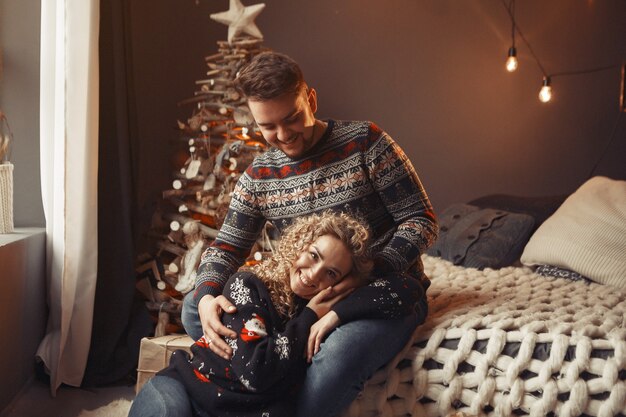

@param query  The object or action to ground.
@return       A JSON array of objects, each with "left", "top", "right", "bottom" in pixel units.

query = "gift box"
[{"left": 136, "top": 334, "right": 194, "bottom": 393}]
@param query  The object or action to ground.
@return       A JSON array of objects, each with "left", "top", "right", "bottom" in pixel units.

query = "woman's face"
[{"left": 289, "top": 234, "right": 353, "bottom": 299}]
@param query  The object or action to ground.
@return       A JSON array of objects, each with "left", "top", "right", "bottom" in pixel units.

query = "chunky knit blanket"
[{"left": 343, "top": 255, "right": 626, "bottom": 417}]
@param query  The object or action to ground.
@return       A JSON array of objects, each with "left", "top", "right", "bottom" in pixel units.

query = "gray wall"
[
  {"left": 130, "top": 0, "right": 626, "bottom": 217},
  {"left": 0, "top": 0, "right": 44, "bottom": 227}
]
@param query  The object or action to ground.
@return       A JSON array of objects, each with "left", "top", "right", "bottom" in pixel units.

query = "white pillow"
[{"left": 521, "top": 176, "right": 626, "bottom": 288}]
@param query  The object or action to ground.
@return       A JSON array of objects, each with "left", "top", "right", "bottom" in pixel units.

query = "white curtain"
[{"left": 36, "top": 0, "right": 100, "bottom": 395}]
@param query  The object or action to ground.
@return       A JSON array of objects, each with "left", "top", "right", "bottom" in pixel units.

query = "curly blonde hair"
[{"left": 243, "top": 211, "right": 373, "bottom": 318}]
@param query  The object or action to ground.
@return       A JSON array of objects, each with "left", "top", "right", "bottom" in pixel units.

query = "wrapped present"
[{"left": 136, "top": 334, "right": 194, "bottom": 393}]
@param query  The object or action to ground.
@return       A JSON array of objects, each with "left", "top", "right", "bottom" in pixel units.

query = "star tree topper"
[{"left": 210, "top": 0, "right": 266, "bottom": 44}]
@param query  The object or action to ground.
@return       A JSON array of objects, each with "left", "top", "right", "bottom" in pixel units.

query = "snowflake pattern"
[
  {"left": 224, "top": 336, "right": 238, "bottom": 356},
  {"left": 274, "top": 335, "right": 290, "bottom": 360},
  {"left": 239, "top": 375, "right": 256, "bottom": 392},
  {"left": 229, "top": 277, "right": 252, "bottom": 305},
  {"left": 197, "top": 121, "right": 437, "bottom": 324}
]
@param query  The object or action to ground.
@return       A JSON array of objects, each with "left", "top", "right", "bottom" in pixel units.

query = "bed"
[{"left": 342, "top": 176, "right": 626, "bottom": 417}]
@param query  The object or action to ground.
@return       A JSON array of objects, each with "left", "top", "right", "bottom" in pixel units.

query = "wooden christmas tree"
[{"left": 137, "top": 1, "right": 270, "bottom": 336}]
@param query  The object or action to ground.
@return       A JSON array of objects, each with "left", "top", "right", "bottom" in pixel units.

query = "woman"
[{"left": 129, "top": 211, "right": 374, "bottom": 417}]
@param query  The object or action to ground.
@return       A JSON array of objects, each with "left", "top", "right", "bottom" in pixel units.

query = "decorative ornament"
[{"left": 210, "top": 0, "right": 265, "bottom": 44}]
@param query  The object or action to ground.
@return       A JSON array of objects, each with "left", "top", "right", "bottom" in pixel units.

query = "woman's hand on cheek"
[
  {"left": 305, "top": 282, "right": 353, "bottom": 363},
  {"left": 330, "top": 273, "right": 365, "bottom": 294},
  {"left": 306, "top": 285, "right": 353, "bottom": 318},
  {"left": 306, "top": 311, "right": 340, "bottom": 363}
]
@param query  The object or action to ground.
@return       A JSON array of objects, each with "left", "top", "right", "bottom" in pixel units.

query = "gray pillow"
[
  {"left": 467, "top": 193, "right": 566, "bottom": 233},
  {"left": 427, "top": 204, "right": 534, "bottom": 269}
]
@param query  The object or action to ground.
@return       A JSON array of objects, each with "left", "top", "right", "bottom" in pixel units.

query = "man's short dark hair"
[{"left": 234, "top": 51, "right": 307, "bottom": 100}]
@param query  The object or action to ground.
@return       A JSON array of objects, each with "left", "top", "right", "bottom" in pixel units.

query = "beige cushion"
[{"left": 521, "top": 176, "right": 626, "bottom": 288}]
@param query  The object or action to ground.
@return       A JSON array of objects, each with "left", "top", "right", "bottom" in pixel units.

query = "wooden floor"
[{"left": 0, "top": 378, "right": 135, "bottom": 417}]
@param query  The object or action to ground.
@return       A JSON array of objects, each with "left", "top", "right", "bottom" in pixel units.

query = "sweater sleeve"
[
  {"left": 192, "top": 171, "right": 266, "bottom": 303},
  {"left": 365, "top": 123, "right": 439, "bottom": 274},
  {"left": 332, "top": 271, "right": 428, "bottom": 324},
  {"left": 221, "top": 274, "right": 318, "bottom": 393},
  {"left": 331, "top": 123, "right": 436, "bottom": 323}
]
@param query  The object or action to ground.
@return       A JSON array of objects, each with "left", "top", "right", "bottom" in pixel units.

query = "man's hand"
[
  {"left": 198, "top": 294, "right": 237, "bottom": 360},
  {"left": 306, "top": 311, "right": 340, "bottom": 362}
]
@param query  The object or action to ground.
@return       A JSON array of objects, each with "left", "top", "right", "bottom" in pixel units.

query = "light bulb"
[
  {"left": 506, "top": 47, "right": 518, "bottom": 72},
  {"left": 538, "top": 77, "right": 552, "bottom": 103}
]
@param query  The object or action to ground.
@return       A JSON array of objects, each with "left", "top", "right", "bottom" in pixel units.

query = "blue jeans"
[
  {"left": 181, "top": 291, "right": 203, "bottom": 341},
  {"left": 181, "top": 292, "right": 420, "bottom": 417},
  {"left": 129, "top": 375, "right": 209, "bottom": 417}
]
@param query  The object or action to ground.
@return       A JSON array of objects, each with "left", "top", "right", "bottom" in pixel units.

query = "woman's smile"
[{"left": 298, "top": 271, "right": 315, "bottom": 288}]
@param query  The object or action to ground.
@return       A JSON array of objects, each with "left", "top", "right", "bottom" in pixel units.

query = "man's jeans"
[
  {"left": 182, "top": 292, "right": 420, "bottom": 417},
  {"left": 129, "top": 375, "right": 208, "bottom": 417},
  {"left": 181, "top": 291, "right": 204, "bottom": 341}
]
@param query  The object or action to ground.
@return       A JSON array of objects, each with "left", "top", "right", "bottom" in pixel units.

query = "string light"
[
  {"left": 501, "top": 0, "right": 618, "bottom": 104},
  {"left": 538, "top": 77, "right": 552, "bottom": 103},
  {"left": 505, "top": 0, "right": 518, "bottom": 72},
  {"left": 506, "top": 47, "right": 518, "bottom": 72}
]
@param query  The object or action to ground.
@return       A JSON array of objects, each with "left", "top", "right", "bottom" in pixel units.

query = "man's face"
[{"left": 248, "top": 89, "right": 319, "bottom": 159}]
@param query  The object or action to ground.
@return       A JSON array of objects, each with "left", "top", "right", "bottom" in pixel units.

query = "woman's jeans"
[{"left": 181, "top": 292, "right": 420, "bottom": 417}]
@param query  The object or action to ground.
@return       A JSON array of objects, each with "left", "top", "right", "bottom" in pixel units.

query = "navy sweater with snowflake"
[
  {"left": 160, "top": 271, "right": 423, "bottom": 417},
  {"left": 193, "top": 120, "right": 438, "bottom": 323}
]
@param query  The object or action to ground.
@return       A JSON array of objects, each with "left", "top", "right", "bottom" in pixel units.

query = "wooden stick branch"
[{"left": 164, "top": 212, "right": 219, "bottom": 239}]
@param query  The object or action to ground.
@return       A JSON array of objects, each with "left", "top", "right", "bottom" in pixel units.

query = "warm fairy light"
[
  {"left": 539, "top": 77, "right": 552, "bottom": 103},
  {"left": 506, "top": 47, "right": 518, "bottom": 72},
  {"left": 539, "top": 86, "right": 552, "bottom": 102},
  {"left": 242, "top": 126, "right": 250, "bottom": 139}
]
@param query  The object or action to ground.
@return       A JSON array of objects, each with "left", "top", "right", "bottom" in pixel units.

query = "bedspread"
[{"left": 342, "top": 255, "right": 626, "bottom": 417}]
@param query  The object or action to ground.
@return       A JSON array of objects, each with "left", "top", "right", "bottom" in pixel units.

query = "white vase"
[{"left": 0, "top": 162, "right": 14, "bottom": 233}]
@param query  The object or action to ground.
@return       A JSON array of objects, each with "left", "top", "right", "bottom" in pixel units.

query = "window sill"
[{"left": 0, "top": 227, "right": 46, "bottom": 247}]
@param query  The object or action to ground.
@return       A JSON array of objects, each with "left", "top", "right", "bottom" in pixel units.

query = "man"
[{"left": 182, "top": 51, "right": 438, "bottom": 417}]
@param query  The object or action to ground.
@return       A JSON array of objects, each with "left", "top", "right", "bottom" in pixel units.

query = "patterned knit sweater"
[
  {"left": 161, "top": 270, "right": 425, "bottom": 417},
  {"left": 193, "top": 120, "right": 438, "bottom": 322}
]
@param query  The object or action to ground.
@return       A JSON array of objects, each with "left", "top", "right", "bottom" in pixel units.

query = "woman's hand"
[
  {"left": 306, "top": 311, "right": 340, "bottom": 362},
  {"left": 305, "top": 286, "right": 353, "bottom": 362},
  {"left": 328, "top": 273, "right": 366, "bottom": 293},
  {"left": 306, "top": 286, "right": 352, "bottom": 319},
  {"left": 198, "top": 294, "right": 237, "bottom": 360}
]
